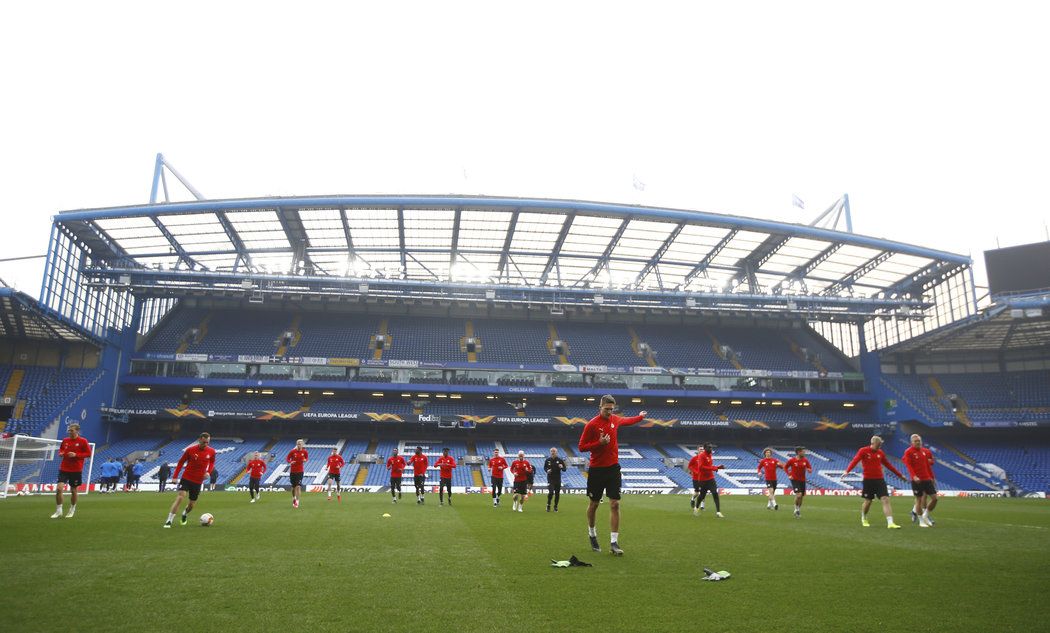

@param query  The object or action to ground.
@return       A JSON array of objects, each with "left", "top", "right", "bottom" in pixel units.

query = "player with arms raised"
[
  {"left": 842, "top": 435, "right": 906, "bottom": 529},
  {"left": 164, "top": 432, "right": 215, "bottom": 528},
  {"left": 577, "top": 395, "right": 646, "bottom": 556}
]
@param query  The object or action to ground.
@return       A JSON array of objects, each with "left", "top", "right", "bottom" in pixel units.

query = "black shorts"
[
  {"left": 289, "top": 472, "right": 304, "bottom": 487},
  {"left": 178, "top": 478, "right": 202, "bottom": 501},
  {"left": 790, "top": 479, "right": 807, "bottom": 494},
  {"left": 249, "top": 477, "right": 261, "bottom": 488},
  {"left": 766, "top": 479, "right": 779, "bottom": 489},
  {"left": 209, "top": 472, "right": 217, "bottom": 484},
  {"left": 911, "top": 479, "right": 937, "bottom": 496},
  {"left": 327, "top": 472, "right": 341, "bottom": 483},
  {"left": 587, "top": 464, "right": 621, "bottom": 502},
  {"left": 693, "top": 480, "right": 703, "bottom": 493},
  {"left": 548, "top": 479, "right": 561, "bottom": 491},
  {"left": 526, "top": 473, "right": 535, "bottom": 485},
  {"left": 862, "top": 478, "right": 889, "bottom": 500},
  {"left": 414, "top": 475, "right": 425, "bottom": 488},
  {"left": 440, "top": 477, "right": 452, "bottom": 488},
  {"left": 390, "top": 476, "right": 403, "bottom": 487},
  {"left": 513, "top": 480, "right": 528, "bottom": 495},
  {"left": 57, "top": 471, "right": 82, "bottom": 488},
  {"left": 491, "top": 476, "right": 504, "bottom": 488},
  {"left": 696, "top": 479, "right": 718, "bottom": 495}
]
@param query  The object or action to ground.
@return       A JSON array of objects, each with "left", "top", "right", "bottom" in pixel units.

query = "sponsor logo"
[
  {"left": 734, "top": 420, "right": 770, "bottom": 429},
  {"left": 363, "top": 413, "right": 404, "bottom": 422},
  {"left": 679, "top": 420, "right": 731, "bottom": 427},
  {"left": 256, "top": 410, "right": 303, "bottom": 420},
  {"left": 553, "top": 417, "right": 589, "bottom": 426},
  {"left": 457, "top": 415, "right": 496, "bottom": 424},
  {"left": 165, "top": 408, "right": 206, "bottom": 419}
]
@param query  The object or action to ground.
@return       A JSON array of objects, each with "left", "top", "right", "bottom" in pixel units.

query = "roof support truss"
[
  {"left": 682, "top": 228, "right": 739, "bottom": 287},
  {"left": 823, "top": 250, "right": 893, "bottom": 296},
  {"left": 634, "top": 222, "right": 684, "bottom": 289},
  {"left": 538, "top": 213, "right": 575, "bottom": 286}
]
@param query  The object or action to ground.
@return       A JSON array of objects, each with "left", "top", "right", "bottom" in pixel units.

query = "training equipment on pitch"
[
  {"left": 199, "top": 513, "right": 214, "bottom": 526},
  {"left": 702, "top": 567, "right": 731, "bottom": 581},
  {"left": 0, "top": 435, "right": 96, "bottom": 499}
]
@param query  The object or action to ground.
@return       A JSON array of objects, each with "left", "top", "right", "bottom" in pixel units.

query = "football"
[{"left": 199, "top": 513, "right": 214, "bottom": 526}]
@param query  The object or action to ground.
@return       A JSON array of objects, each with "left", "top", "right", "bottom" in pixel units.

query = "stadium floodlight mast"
[{"left": 0, "top": 435, "right": 96, "bottom": 499}]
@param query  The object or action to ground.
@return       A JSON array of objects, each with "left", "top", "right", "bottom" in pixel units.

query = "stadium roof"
[
  {"left": 0, "top": 288, "right": 100, "bottom": 344},
  {"left": 53, "top": 195, "right": 972, "bottom": 320}
]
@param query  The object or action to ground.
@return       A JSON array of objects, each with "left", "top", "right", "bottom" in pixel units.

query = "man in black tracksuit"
[{"left": 544, "top": 447, "right": 567, "bottom": 512}]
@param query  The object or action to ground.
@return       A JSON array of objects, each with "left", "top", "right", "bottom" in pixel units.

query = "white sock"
[
  {"left": 68, "top": 505, "right": 75, "bottom": 512},
  {"left": 610, "top": 532, "right": 619, "bottom": 543},
  {"left": 166, "top": 513, "right": 175, "bottom": 522},
  {"left": 861, "top": 511, "right": 867, "bottom": 520},
  {"left": 887, "top": 516, "right": 894, "bottom": 525},
  {"left": 588, "top": 526, "right": 597, "bottom": 537},
  {"left": 56, "top": 505, "right": 62, "bottom": 513},
  {"left": 923, "top": 510, "right": 930, "bottom": 518}
]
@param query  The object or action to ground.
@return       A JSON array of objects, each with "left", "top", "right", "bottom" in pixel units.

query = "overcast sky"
[{"left": 2, "top": 1, "right": 1047, "bottom": 301}]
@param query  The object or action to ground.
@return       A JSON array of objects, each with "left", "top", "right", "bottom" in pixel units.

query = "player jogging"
[
  {"left": 246, "top": 452, "right": 267, "bottom": 503},
  {"left": 52, "top": 423, "right": 91, "bottom": 519},
  {"left": 409, "top": 446, "right": 429, "bottom": 504},
  {"left": 757, "top": 448, "right": 782, "bottom": 510},
  {"left": 902, "top": 434, "right": 937, "bottom": 527},
  {"left": 510, "top": 450, "right": 533, "bottom": 513},
  {"left": 386, "top": 448, "right": 406, "bottom": 503},
  {"left": 842, "top": 435, "right": 906, "bottom": 529},
  {"left": 435, "top": 448, "right": 456, "bottom": 506},
  {"left": 286, "top": 439, "right": 309, "bottom": 509},
  {"left": 783, "top": 446, "right": 813, "bottom": 518},
  {"left": 689, "top": 443, "right": 725, "bottom": 518},
  {"left": 488, "top": 449, "right": 508, "bottom": 508},
  {"left": 544, "top": 447, "right": 567, "bottom": 512},
  {"left": 164, "top": 432, "right": 216, "bottom": 528},
  {"left": 577, "top": 395, "right": 647, "bottom": 556},
  {"left": 325, "top": 447, "right": 345, "bottom": 502}
]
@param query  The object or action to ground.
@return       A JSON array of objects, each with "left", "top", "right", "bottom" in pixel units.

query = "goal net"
[{"left": 0, "top": 435, "right": 96, "bottom": 499}]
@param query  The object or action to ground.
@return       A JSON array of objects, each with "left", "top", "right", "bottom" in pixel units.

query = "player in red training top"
[
  {"left": 435, "top": 448, "right": 457, "bottom": 506},
  {"left": 902, "top": 434, "right": 937, "bottom": 527},
  {"left": 783, "top": 447, "right": 813, "bottom": 519},
  {"left": 510, "top": 450, "right": 534, "bottom": 513},
  {"left": 164, "top": 432, "right": 216, "bottom": 527},
  {"left": 325, "top": 447, "right": 345, "bottom": 502},
  {"left": 246, "top": 452, "right": 268, "bottom": 503},
  {"left": 577, "top": 395, "right": 647, "bottom": 556},
  {"left": 286, "top": 439, "right": 309, "bottom": 509},
  {"left": 409, "top": 446, "right": 429, "bottom": 505},
  {"left": 842, "top": 435, "right": 906, "bottom": 529},
  {"left": 487, "top": 449, "right": 509, "bottom": 508},
  {"left": 52, "top": 423, "right": 92, "bottom": 519},
  {"left": 689, "top": 443, "right": 725, "bottom": 518},
  {"left": 757, "top": 448, "right": 782, "bottom": 511},
  {"left": 386, "top": 448, "right": 406, "bottom": 503}
]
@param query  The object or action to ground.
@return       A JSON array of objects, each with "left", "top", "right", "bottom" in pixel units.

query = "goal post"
[{"left": 0, "top": 435, "right": 96, "bottom": 499}]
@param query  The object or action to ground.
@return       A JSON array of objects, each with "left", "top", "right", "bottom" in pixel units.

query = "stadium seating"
[
  {"left": 137, "top": 308, "right": 856, "bottom": 374},
  {"left": 950, "top": 439, "right": 1050, "bottom": 493},
  {"left": 6, "top": 367, "right": 103, "bottom": 436}
]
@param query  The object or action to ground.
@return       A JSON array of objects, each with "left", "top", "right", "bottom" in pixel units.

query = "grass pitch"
[{"left": 2, "top": 491, "right": 1048, "bottom": 632}]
